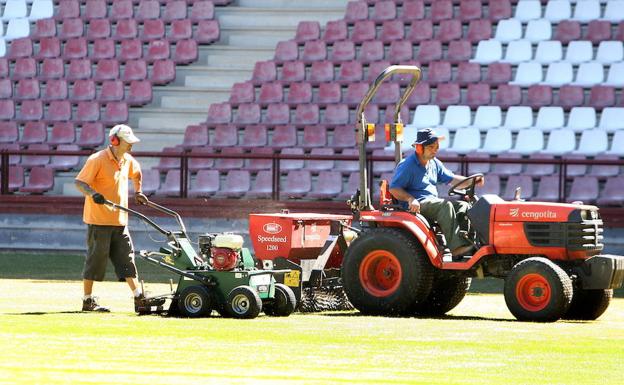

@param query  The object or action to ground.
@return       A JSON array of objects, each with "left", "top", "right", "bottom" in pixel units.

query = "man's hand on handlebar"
[
  {"left": 135, "top": 192, "right": 149, "bottom": 205},
  {"left": 475, "top": 175, "right": 485, "bottom": 187},
  {"left": 408, "top": 198, "right": 421, "bottom": 214},
  {"left": 91, "top": 192, "right": 106, "bottom": 205}
]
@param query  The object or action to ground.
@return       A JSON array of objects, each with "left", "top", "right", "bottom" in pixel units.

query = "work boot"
[
  {"left": 451, "top": 244, "right": 476, "bottom": 260},
  {"left": 82, "top": 296, "right": 110, "bottom": 312},
  {"left": 134, "top": 293, "right": 147, "bottom": 313}
]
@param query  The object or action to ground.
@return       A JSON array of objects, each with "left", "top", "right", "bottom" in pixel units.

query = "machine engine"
[{"left": 199, "top": 233, "right": 245, "bottom": 271}]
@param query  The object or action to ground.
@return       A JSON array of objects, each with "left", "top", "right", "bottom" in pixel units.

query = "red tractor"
[{"left": 342, "top": 66, "right": 624, "bottom": 322}]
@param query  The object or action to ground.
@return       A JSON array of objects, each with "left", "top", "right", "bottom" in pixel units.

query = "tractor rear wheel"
[
  {"left": 413, "top": 274, "right": 472, "bottom": 316},
  {"left": 226, "top": 285, "right": 262, "bottom": 319},
  {"left": 342, "top": 228, "right": 434, "bottom": 316},
  {"left": 177, "top": 285, "right": 212, "bottom": 318},
  {"left": 563, "top": 288, "right": 613, "bottom": 320},
  {"left": 264, "top": 283, "right": 297, "bottom": 317},
  {"left": 504, "top": 257, "right": 572, "bottom": 322}
]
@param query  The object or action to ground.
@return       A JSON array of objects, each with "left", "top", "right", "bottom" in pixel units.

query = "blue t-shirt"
[{"left": 389, "top": 153, "right": 454, "bottom": 203}]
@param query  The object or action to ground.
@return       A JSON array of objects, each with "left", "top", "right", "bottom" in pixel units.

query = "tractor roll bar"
[{"left": 355, "top": 65, "right": 422, "bottom": 211}]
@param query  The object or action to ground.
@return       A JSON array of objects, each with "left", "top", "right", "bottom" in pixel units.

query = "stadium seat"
[
  {"left": 307, "top": 148, "right": 335, "bottom": 172},
  {"left": 471, "top": 39, "right": 503, "bottom": 64},
  {"left": 484, "top": 62, "right": 512, "bottom": 85},
  {"left": 282, "top": 170, "right": 312, "bottom": 199},
  {"left": 573, "top": 1, "right": 601, "bottom": 22},
  {"left": 525, "top": 153, "right": 556, "bottom": 177},
  {"left": 588, "top": 86, "right": 616, "bottom": 109},
  {"left": 503, "top": 175, "right": 534, "bottom": 201},
  {"left": 156, "top": 170, "right": 182, "bottom": 197},
  {"left": 431, "top": 0, "right": 453, "bottom": 22},
  {"left": 479, "top": 128, "right": 512, "bottom": 154},
  {"left": 251, "top": 61, "right": 277, "bottom": 84},
  {"left": 40, "top": 58, "right": 64, "bottom": 80},
  {"left": 215, "top": 147, "right": 245, "bottom": 171},
  {"left": 449, "top": 127, "right": 480, "bottom": 154},
  {"left": 572, "top": 129, "right": 608, "bottom": 156},
  {"left": 466, "top": 19, "right": 492, "bottom": 42},
  {"left": 206, "top": 103, "right": 232, "bottom": 124},
  {"left": 407, "top": 20, "right": 434, "bottom": 42},
  {"left": 279, "top": 147, "right": 304, "bottom": 171},
  {"left": 110, "top": 0, "right": 133, "bottom": 20},
  {"left": 70, "top": 80, "right": 96, "bottom": 102},
  {"left": 603, "top": 0, "right": 624, "bottom": 23},
  {"left": 583, "top": 20, "right": 610, "bottom": 45},
  {"left": 596, "top": 41, "right": 624, "bottom": 65},
  {"left": 91, "top": 39, "right": 115, "bottom": 60},
  {"left": 294, "top": 104, "right": 319, "bottom": 125},
  {"left": 541, "top": 62, "right": 573, "bottom": 87},
  {"left": 188, "top": 146, "right": 215, "bottom": 172},
  {"left": 17, "top": 100, "right": 44, "bottom": 121},
  {"left": 331, "top": 126, "right": 357, "bottom": 148},
  {"left": 19, "top": 122, "right": 46, "bottom": 146},
  {"left": 455, "top": 62, "right": 482, "bottom": 85},
  {"left": 426, "top": 61, "right": 451, "bottom": 85},
  {"left": 307, "top": 171, "right": 342, "bottom": 200},
  {"left": 324, "top": 20, "right": 347, "bottom": 42},
  {"left": 415, "top": 40, "right": 442, "bottom": 63},
  {"left": 274, "top": 40, "right": 298, "bottom": 62},
  {"left": 97, "top": 80, "right": 124, "bottom": 102},
  {"left": 541, "top": 129, "right": 575, "bottom": 155},
  {"left": 309, "top": 61, "right": 334, "bottom": 84},
  {"left": 246, "top": 170, "right": 273, "bottom": 199},
  {"left": 15, "top": 79, "right": 40, "bottom": 101},
  {"left": 606, "top": 130, "right": 624, "bottom": 156},
  {"left": 544, "top": 0, "right": 571, "bottom": 23},
  {"left": 567, "top": 176, "right": 599, "bottom": 204},
  {"left": 465, "top": 83, "right": 492, "bottom": 109},
  {"left": 322, "top": 104, "right": 349, "bottom": 126},
  {"left": 380, "top": 20, "right": 405, "bottom": 42},
  {"left": 335, "top": 148, "right": 359, "bottom": 174},
  {"left": 564, "top": 40, "right": 593, "bottom": 65},
  {"left": 534, "top": 175, "right": 560, "bottom": 202},
  {"left": 514, "top": 0, "right": 542, "bottom": 22},
  {"left": 509, "top": 128, "right": 544, "bottom": 154},
  {"left": 555, "top": 85, "right": 584, "bottom": 110},
  {"left": 490, "top": 152, "right": 523, "bottom": 176},
  {"left": 84, "top": 0, "right": 107, "bottom": 19},
  {"left": 163, "top": 0, "right": 187, "bottom": 22},
  {"left": 472, "top": 106, "right": 502, "bottom": 131},
  {"left": 257, "top": 83, "right": 283, "bottom": 105},
  {"left": 48, "top": 122, "right": 75, "bottom": 146},
  {"left": 276, "top": 62, "right": 304, "bottom": 83},
  {"left": 271, "top": 125, "right": 297, "bottom": 148},
  {"left": 446, "top": 40, "right": 472, "bottom": 63},
  {"left": 19, "top": 166, "right": 54, "bottom": 194},
  {"left": 122, "top": 60, "right": 148, "bottom": 82},
  {"left": 101, "top": 102, "right": 128, "bottom": 124},
  {"left": 29, "top": 0, "right": 54, "bottom": 21},
  {"left": 216, "top": 170, "right": 251, "bottom": 198},
  {"left": 194, "top": 19, "right": 220, "bottom": 44},
  {"left": 127, "top": 80, "right": 152, "bottom": 106},
  {"left": 0, "top": 100, "right": 15, "bottom": 120},
  {"left": 181, "top": 125, "right": 210, "bottom": 150},
  {"left": 554, "top": 20, "right": 581, "bottom": 43},
  {"left": 434, "top": 83, "right": 461, "bottom": 108},
  {"left": 190, "top": 1, "right": 215, "bottom": 22},
  {"left": 301, "top": 41, "right": 327, "bottom": 62},
  {"left": 188, "top": 169, "right": 220, "bottom": 197},
  {"left": 410, "top": 104, "right": 440, "bottom": 129},
  {"left": 48, "top": 144, "right": 79, "bottom": 171},
  {"left": 336, "top": 61, "right": 363, "bottom": 84},
  {"left": 136, "top": 0, "right": 160, "bottom": 20},
  {"left": 571, "top": 62, "right": 604, "bottom": 87},
  {"left": 351, "top": 21, "right": 378, "bottom": 43},
  {"left": 330, "top": 41, "right": 356, "bottom": 62},
  {"left": 5, "top": 165, "right": 24, "bottom": 192},
  {"left": 524, "top": 18, "right": 553, "bottom": 43},
  {"left": 240, "top": 125, "right": 268, "bottom": 149},
  {"left": 598, "top": 107, "right": 624, "bottom": 132},
  {"left": 502, "top": 39, "right": 532, "bottom": 64},
  {"left": 605, "top": 62, "right": 624, "bottom": 87},
  {"left": 76, "top": 123, "right": 104, "bottom": 149},
  {"left": 489, "top": 0, "right": 512, "bottom": 21},
  {"left": 466, "top": 152, "right": 491, "bottom": 175},
  {"left": 565, "top": 107, "right": 596, "bottom": 132},
  {"left": 564, "top": 153, "right": 589, "bottom": 178},
  {"left": 21, "top": 143, "right": 50, "bottom": 169},
  {"left": 0, "top": 122, "right": 18, "bottom": 144},
  {"left": 173, "top": 40, "right": 198, "bottom": 64},
  {"left": 510, "top": 62, "right": 542, "bottom": 86},
  {"left": 264, "top": 104, "right": 290, "bottom": 125},
  {"left": 494, "top": 84, "right": 522, "bottom": 109},
  {"left": 535, "top": 40, "right": 562, "bottom": 64},
  {"left": 359, "top": 41, "right": 384, "bottom": 63},
  {"left": 526, "top": 85, "right": 553, "bottom": 109},
  {"left": 113, "top": 19, "right": 138, "bottom": 39},
  {"left": 436, "top": 19, "right": 462, "bottom": 42},
  {"left": 597, "top": 176, "right": 624, "bottom": 206},
  {"left": 534, "top": 106, "right": 564, "bottom": 132},
  {"left": 496, "top": 19, "right": 523, "bottom": 43}
]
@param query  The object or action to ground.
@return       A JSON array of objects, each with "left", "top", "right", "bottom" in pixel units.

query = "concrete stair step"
[
  {"left": 216, "top": 7, "right": 346, "bottom": 28},
  {"left": 177, "top": 67, "right": 251, "bottom": 88},
  {"left": 156, "top": 87, "right": 230, "bottom": 109},
  {"left": 237, "top": 0, "right": 349, "bottom": 8},
  {"left": 220, "top": 26, "right": 296, "bottom": 47},
  {"left": 199, "top": 45, "right": 275, "bottom": 66}
]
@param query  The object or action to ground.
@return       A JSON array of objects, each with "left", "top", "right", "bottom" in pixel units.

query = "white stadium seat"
[
  {"left": 565, "top": 107, "right": 597, "bottom": 132},
  {"left": 605, "top": 62, "right": 624, "bottom": 87},
  {"left": 442, "top": 105, "right": 472, "bottom": 130},
  {"left": 510, "top": 128, "right": 545, "bottom": 154},
  {"left": 510, "top": 61, "right": 543, "bottom": 86},
  {"left": 3, "top": 18, "right": 29, "bottom": 41},
  {"left": 564, "top": 40, "right": 594, "bottom": 64},
  {"left": 478, "top": 128, "right": 512, "bottom": 154},
  {"left": 541, "top": 129, "right": 576, "bottom": 155},
  {"left": 449, "top": 127, "right": 481, "bottom": 154},
  {"left": 598, "top": 107, "right": 624, "bottom": 132},
  {"left": 471, "top": 40, "right": 503, "bottom": 64},
  {"left": 606, "top": 131, "right": 624, "bottom": 156},
  {"left": 534, "top": 40, "right": 563, "bottom": 64},
  {"left": 544, "top": 0, "right": 572, "bottom": 23},
  {"left": 572, "top": 129, "right": 608, "bottom": 156},
  {"left": 524, "top": 19, "right": 553, "bottom": 43},
  {"left": 410, "top": 105, "right": 440, "bottom": 129},
  {"left": 542, "top": 62, "right": 573, "bottom": 86},
  {"left": 495, "top": 19, "right": 523, "bottom": 42},
  {"left": 571, "top": 61, "right": 604, "bottom": 87},
  {"left": 29, "top": 0, "right": 54, "bottom": 21},
  {"left": 514, "top": 0, "right": 542, "bottom": 22},
  {"left": 534, "top": 107, "right": 565, "bottom": 132},
  {"left": 502, "top": 39, "right": 533, "bottom": 64},
  {"left": 503, "top": 106, "right": 534, "bottom": 131},
  {"left": 472, "top": 106, "right": 502, "bottom": 131},
  {"left": 603, "top": 0, "right": 624, "bottom": 23},
  {"left": 573, "top": 0, "right": 601, "bottom": 22},
  {"left": 1, "top": 0, "right": 27, "bottom": 20},
  {"left": 595, "top": 41, "right": 624, "bottom": 64}
]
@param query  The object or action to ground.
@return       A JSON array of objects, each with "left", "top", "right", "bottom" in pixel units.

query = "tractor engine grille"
[{"left": 524, "top": 220, "right": 604, "bottom": 252}]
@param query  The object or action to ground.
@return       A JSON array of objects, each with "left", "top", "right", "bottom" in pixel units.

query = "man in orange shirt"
[{"left": 75, "top": 124, "right": 149, "bottom": 312}]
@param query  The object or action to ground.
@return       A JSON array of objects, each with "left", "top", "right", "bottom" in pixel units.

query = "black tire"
[
  {"left": 413, "top": 274, "right": 472, "bottom": 316},
  {"left": 342, "top": 228, "right": 434, "bottom": 316},
  {"left": 264, "top": 283, "right": 297, "bottom": 317},
  {"left": 504, "top": 257, "right": 572, "bottom": 322},
  {"left": 177, "top": 285, "right": 212, "bottom": 318},
  {"left": 226, "top": 285, "right": 262, "bottom": 319},
  {"left": 563, "top": 288, "right": 613, "bottom": 320}
]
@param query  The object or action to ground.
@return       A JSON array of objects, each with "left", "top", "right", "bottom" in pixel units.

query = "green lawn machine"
[{"left": 105, "top": 200, "right": 300, "bottom": 319}]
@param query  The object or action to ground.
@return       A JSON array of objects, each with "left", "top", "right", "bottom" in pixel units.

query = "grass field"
[{"left": 1, "top": 253, "right": 623, "bottom": 385}]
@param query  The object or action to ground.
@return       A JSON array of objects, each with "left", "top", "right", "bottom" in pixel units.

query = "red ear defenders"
[
  {"left": 110, "top": 134, "right": 120, "bottom": 146},
  {"left": 415, "top": 144, "right": 423, "bottom": 155}
]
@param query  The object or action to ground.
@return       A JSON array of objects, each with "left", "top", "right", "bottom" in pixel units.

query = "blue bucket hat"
[{"left": 412, "top": 128, "right": 445, "bottom": 146}]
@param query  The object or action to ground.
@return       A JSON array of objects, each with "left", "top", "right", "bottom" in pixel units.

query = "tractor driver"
[
  {"left": 75, "top": 124, "right": 149, "bottom": 312},
  {"left": 389, "top": 128, "right": 484, "bottom": 258}
]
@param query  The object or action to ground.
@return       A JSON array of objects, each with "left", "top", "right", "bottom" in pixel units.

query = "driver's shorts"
[{"left": 83, "top": 225, "right": 137, "bottom": 282}]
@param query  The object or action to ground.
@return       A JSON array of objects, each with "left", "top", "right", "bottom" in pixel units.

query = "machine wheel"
[
  {"left": 264, "top": 283, "right": 297, "bottom": 317},
  {"left": 504, "top": 257, "right": 572, "bottom": 322},
  {"left": 342, "top": 228, "right": 434, "bottom": 316},
  {"left": 177, "top": 285, "right": 212, "bottom": 318},
  {"left": 226, "top": 285, "right": 262, "bottom": 319},
  {"left": 413, "top": 275, "right": 472, "bottom": 316},
  {"left": 563, "top": 288, "right": 613, "bottom": 320}
]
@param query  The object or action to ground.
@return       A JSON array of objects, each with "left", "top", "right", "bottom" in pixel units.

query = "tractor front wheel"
[
  {"left": 563, "top": 288, "right": 613, "bottom": 320},
  {"left": 177, "top": 285, "right": 213, "bottom": 318},
  {"left": 342, "top": 228, "right": 434, "bottom": 316},
  {"left": 264, "top": 283, "right": 297, "bottom": 317},
  {"left": 504, "top": 257, "right": 572, "bottom": 322},
  {"left": 226, "top": 285, "right": 262, "bottom": 319}
]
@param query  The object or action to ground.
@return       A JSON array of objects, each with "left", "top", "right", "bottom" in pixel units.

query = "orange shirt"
[{"left": 76, "top": 147, "right": 142, "bottom": 226}]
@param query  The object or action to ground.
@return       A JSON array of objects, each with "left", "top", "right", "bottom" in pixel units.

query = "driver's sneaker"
[
  {"left": 82, "top": 296, "right": 110, "bottom": 312},
  {"left": 451, "top": 244, "right": 476, "bottom": 260}
]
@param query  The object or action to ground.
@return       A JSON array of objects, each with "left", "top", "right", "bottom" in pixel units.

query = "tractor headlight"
[
  {"left": 249, "top": 274, "right": 271, "bottom": 288},
  {"left": 256, "top": 285, "right": 269, "bottom": 293}
]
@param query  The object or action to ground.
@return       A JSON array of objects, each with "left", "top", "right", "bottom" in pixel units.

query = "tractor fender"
[{"left": 360, "top": 211, "right": 444, "bottom": 268}]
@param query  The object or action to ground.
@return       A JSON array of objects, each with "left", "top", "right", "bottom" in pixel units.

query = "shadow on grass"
[
  {"left": 320, "top": 311, "right": 515, "bottom": 322},
  {"left": 6, "top": 311, "right": 86, "bottom": 315}
]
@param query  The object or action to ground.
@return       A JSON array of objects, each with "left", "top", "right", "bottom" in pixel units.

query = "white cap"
[{"left": 109, "top": 124, "right": 140, "bottom": 144}]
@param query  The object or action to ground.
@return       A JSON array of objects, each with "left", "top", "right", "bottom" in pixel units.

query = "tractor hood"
[{"left": 492, "top": 200, "right": 599, "bottom": 222}]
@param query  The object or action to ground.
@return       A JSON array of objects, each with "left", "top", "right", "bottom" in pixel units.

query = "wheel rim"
[
  {"left": 515, "top": 273, "right": 551, "bottom": 312},
  {"left": 184, "top": 293, "right": 203, "bottom": 314},
  {"left": 359, "top": 250, "right": 402, "bottom": 297},
  {"left": 231, "top": 293, "right": 250, "bottom": 315}
]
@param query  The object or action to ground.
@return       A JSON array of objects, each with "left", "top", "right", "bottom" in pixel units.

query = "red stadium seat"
[
  {"left": 388, "top": 40, "right": 413, "bottom": 62},
  {"left": 229, "top": 82, "right": 255, "bottom": 105},
  {"left": 33, "top": 19, "right": 56, "bottom": 39},
  {"left": 336, "top": 61, "right": 363, "bottom": 84},
  {"left": 85, "top": 0, "right": 107, "bottom": 19},
  {"left": 8, "top": 38, "right": 33, "bottom": 60},
  {"left": 434, "top": 83, "right": 461, "bottom": 108},
  {"left": 76, "top": 123, "right": 105, "bottom": 148},
  {"left": 294, "top": 104, "right": 319, "bottom": 125},
  {"left": 246, "top": 170, "right": 273, "bottom": 199},
  {"left": 63, "top": 38, "right": 88, "bottom": 60},
  {"left": 344, "top": 83, "right": 369, "bottom": 107},
  {"left": 0, "top": 143, "right": 20, "bottom": 165},
  {"left": 488, "top": 0, "right": 512, "bottom": 22},
  {"left": 75, "top": 101, "right": 100, "bottom": 122},
  {"left": 110, "top": 0, "right": 133, "bottom": 20},
  {"left": 12, "top": 58, "right": 36, "bottom": 80},
  {"left": 7, "top": 166, "right": 24, "bottom": 192},
  {"left": 66, "top": 59, "right": 92, "bottom": 81},
  {"left": 295, "top": 21, "right": 320, "bottom": 43},
  {"left": 526, "top": 85, "right": 553, "bottom": 109},
  {"left": 0, "top": 100, "right": 15, "bottom": 120},
  {"left": 35, "top": 38, "right": 60, "bottom": 60},
  {"left": 91, "top": 39, "right": 115, "bottom": 60},
  {"left": 122, "top": 60, "right": 148, "bottom": 82},
  {"left": 19, "top": 122, "right": 46, "bottom": 145},
  {"left": 372, "top": 1, "right": 397, "bottom": 21},
  {"left": 181, "top": 124, "right": 209, "bottom": 150},
  {"left": 102, "top": 102, "right": 128, "bottom": 124},
  {"left": 127, "top": 80, "right": 153, "bottom": 106},
  {"left": 93, "top": 59, "right": 120, "bottom": 82},
  {"left": 585, "top": 20, "right": 611, "bottom": 45},
  {"left": 0, "top": 122, "right": 18, "bottom": 144},
  {"left": 427, "top": 61, "right": 451, "bottom": 85},
  {"left": 484, "top": 62, "right": 512, "bottom": 85},
  {"left": 207, "top": 103, "right": 232, "bottom": 124},
  {"left": 555, "top": 86, "right": 584, "bottom": 110},
  {"left": 141, "top": 19, "right": 165, "bottom": 41},
  {"left": 301, "top": 126, "right": 327, "bottom": 148},
  {"left": 324, "top": 20, "right": 348, "bottom": 42},
  {"left": 215, "top": 147, "right": 245, "bottom": 171},
  {"left": 257, "top": 83, "right": 284, "bottom": 105},
  {"left": 234, "top": 103, "right": 261, "bottom": 125},
  {"left": 316, "top": 83, "right": 341, "bottom": 104},
  {"left": 466, "top": 19, "right": 492, "bottom": 42},
  {"left": 154, "top": 146, "right": 182, "bottom": 172},
  {"left": 373, "top": 83, "right": 400, "bottom": 105},
  {"left": 211, "top": 125, "right": 238, "bottom": 147},
  {"left": 59, "top": 18, "right": 84, "bottom": 40},
  {"left": 48, "top": 144, "right": 80, "bottom": 170},
  {"left": 190, "top": 1, "right": 215, "bottom": 22},
  {"left": 194, "top": 20, "right": 220, "bottom": 44},
  {"left": 99, "top": 80, "right": 124, "bottom": 102},
  {"left": 380, "top": 20, "right": 405, "bottom": 42},
  {"left": 113, "top": 19, "right": 138, "bottom": 40},
  {"left": 21, "top": 144, "right": 50, "bottom": 169},
  {"left": 406, "top": 82, "right": 431, "bottom": 105},
  {"left": 271, "top": 126, "right": 297, "bottom": 148},
  {"left": 308, "top": 171, "right": 342, "bottom": 200},
  {"left": 136, "top": 0, "right": 160, "bottom": 20},
  {"left": 436, "top": 20, "right": 462, "bottom": 42},
  {"left": 415, "top": 40, "right": 442, "bottom": 63},
  {"left": 309, "top": 61, "right": 334, "bottom": 84},
  {"left": 597, "top": 176, "right": 624, "bottom": 206},
  {"left": 150, "top": 60, "right": 176, "bottom": 85},
  {"left": 69, "top": 79, "right": 95, "bottom": 102},
  {"left": 407, "top": 20, "right": 434, "bottom": 42},
  {"left": 19, "top": 166, "right": 54, "bottom": 194},
  {"left": 251, "top": 61, "right": 277, "bottom": 84},
  {"left": 568, "top": 176, "right": 599, "bottom": 204},
  {"left": 455, "top": 62, "right": 481, "bottom": 85},
  {"left": 401, "top": 0, "right": 425, "bottom": 20},
  {"left": 286, "top": 83, "right": 312, "bottom": 104},
  {"left": 163, "top": 0, "right": 187, "bottom": 22},
  {"left": 494, "top": 84, "right": 522, "bottom": 109},
  {"left": 246, "top": 147, "right": 274, "bottom": 171},
  {"left": 17, "top": 100, "right": 44, "bottom": 121},
  {"left": 240, "top": 125, "right": 268, "bottom": 148},
  {"left": 359, "top": 41, "right": 384, "bottom": 63},
  {"left": 40, "top": 58, "right": 64, "bottom": 80},
  {"left": 55, "top": 0, "right": 80, "bottom": 20},
  {"left": 345, "top": 0, "right": 368, "bottom": 22},
  {"left": 187, "top": 146, "right": 215, "bottom": 173},
  {"left": 274, "top": 40, "right": 298, "bottom": 62},
  {"left": 431, "top": 0, "right": 453, "bottom": 22},
  {"left": 282, "top": 170, "right": 312, "bottom": 199},
  {"left": 279, "top": 61, "right": 305, "bottom": 82},
  {"left": 446, "top": 40, "right": 472, "bottom": 64},
  {"left": 45, "top": 100, "right": 71, "bottom": 121},
  {"left": 460, "top": 0, "right": 482, "bottom": 21},
  {"left": 330, "top": 41, "right": 356, "bottom": 62},
  {"left": 0, "top": 79, "right": 11, "bottom": 99},
  {"left": 15, "top": 79, "right": 40, "bottom": 100},
  {"left": 217, "top": 170, "right": 251, "bottom": 198},
  {"left": 490, "top": 152, "right": 523, "bottom": 176},
  {"left": 87, "top": 19, "right": 111, "bottom": 40},
  {"left": 589, "top": 86, "right": 616, "bottom": 110},
  {"left": 157, "top": 170, "right": 181, "bottom": 197},
  {"left": 322, "top": 104, "right": 349, "bottom": 125},
  {"left": 465, "top": 83, "right": 492, "bottom": 109},
  {"left": 332, "top": 126, "right": 357, "bottom": 149},
  {"left": 146, "top": 40, "right": 171, "bottom": 62},
  {"left": 263, "top": 104, "right": 291, "bottom": 125},
  {"left": 301, "top": 41, "right": 327, "bottom": 62},
  {"left": 554, "top": 20, "right": 581, "bottom": 44}
]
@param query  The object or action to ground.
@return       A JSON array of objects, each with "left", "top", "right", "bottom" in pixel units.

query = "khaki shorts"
[{"left": 83, "top": 225, "right": 137, "bottom": 281}]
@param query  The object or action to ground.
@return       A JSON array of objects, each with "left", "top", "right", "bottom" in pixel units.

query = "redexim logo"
[
  {"left": 263, "top": 222, "right": 282, "bottom": 234},
  {"left": 257, "top": 235, "right": 288, "bottom": 243}
]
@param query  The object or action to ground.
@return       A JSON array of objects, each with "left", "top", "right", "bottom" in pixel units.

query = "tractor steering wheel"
[{"left": 448, "top": 173, "right": 484, "bottom": 201}]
